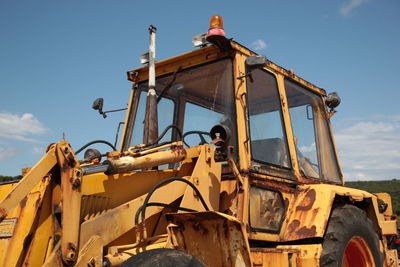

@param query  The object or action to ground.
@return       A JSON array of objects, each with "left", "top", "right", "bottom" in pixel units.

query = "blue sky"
[{"left": 0, "top": 0, "right": 399, "bottom": 181}]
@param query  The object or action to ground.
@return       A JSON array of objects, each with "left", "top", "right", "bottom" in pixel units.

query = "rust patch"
[
  {"left": 60, "top": 161, "right": 69, "bottom": 173},
  {"left": 295, "top": 225, "right": 316, "bottom": 239},
  {"left": 287, "top": 219, "right": 300, "bottom": 236},
  {"left": 171, "top": 146, "right": 187, "bottom": 159},
  {"left": 250, "top": 177, "right": 296, "bottom": 194},
  {"left": 191, "top": 222, "right": 208, "bottom": 235},
  {"left": 296, "top": 189, "right": 316, "bottom": 211},
  {"left": 71, "top": 178, "right": 81, "bottom": 190},
  {"left": 20, "top": 196, "right": 28, "bottom": 209},
  {"left": 286, "top": 219, "right": 317, "bottom": 239},
  {"left": 284, "top": 198, "right": 289, "bottom": 208},
  {"left": 310, "top": 208, "right": 320, "bottom": 222},
  {"left": 223, "top": 220, "right": 229, "bottom": 238},
  {"left": 0, "top": 208, "right": 6, "bottom": 221}
]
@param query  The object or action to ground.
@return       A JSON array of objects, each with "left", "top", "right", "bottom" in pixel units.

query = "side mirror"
[
  {"left": 326, "top": 92, "right": 341, "bottom": 109},
  {"left": 92, "top": 98, "right": 105, "bottom": 118},
  {"left": 325, "top": 92, "right": 341, "bottom": 118}
]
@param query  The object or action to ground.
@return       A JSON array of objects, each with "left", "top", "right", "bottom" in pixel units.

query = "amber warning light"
[{"left": 207, "top": 15, "right": 226, "bottom": 37}]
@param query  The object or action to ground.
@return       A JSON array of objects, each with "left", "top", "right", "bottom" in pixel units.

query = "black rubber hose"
[
  {"left": 75, "top": 140, "right": 117, "bottom": 155},
  {"left": 139, "top": 177, "right": 209, "bottom": 225},
  {"left": 134, "top": 202, "right": 197, "bottom": 225},
  {"left": 145, "top": 124, "right": 183, "bottom": 148},
  {"left": 182, "top": 131, "right": 210, "bottom": 147}
]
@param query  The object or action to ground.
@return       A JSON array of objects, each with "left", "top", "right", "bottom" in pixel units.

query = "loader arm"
[{"left": 0, "top": 140, "right": 83, "bottom": 266}]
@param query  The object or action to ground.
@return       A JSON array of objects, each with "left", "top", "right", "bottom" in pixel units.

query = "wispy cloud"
[
  {"left": 0, "top": 113, "right": 47, "bottom": 142},
  {"left": 33, "top": 146, "right": 45, "bottom": 155},
  {"left": 334, "top": 115, "right": 400, "bottom": 181},
  {"left": 0, "top": 147, "right": 18, "bottom": 162},
  {"left": 340, "top": 0, "right": 368, "bottom": 16},
  {"left": 251, "top": 39, "right": 267, "bottom": 51}
]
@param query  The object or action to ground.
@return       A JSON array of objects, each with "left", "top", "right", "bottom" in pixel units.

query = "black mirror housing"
[{"left": 92, "top": 98, "right": 104, "bottom": 114}]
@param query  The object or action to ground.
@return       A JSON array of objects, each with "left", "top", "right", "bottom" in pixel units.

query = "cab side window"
[
  {"left": 247, "top": 69, "right": 291, "bottom": 169},
  {"left": 285, "top": 79, "right": 341, "bottom": 183}
]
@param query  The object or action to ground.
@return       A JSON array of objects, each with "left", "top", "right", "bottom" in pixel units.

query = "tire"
[
  {"left": 320, "top": 205, "right": 383, "bottom": 267},
  {"left": 120, "top": 248, "right": 207, "bottom": 267}
]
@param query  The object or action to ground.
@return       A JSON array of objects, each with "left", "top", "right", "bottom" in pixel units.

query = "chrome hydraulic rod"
[{"left": 82, "top": 146, "right": 188, "bottom": 175}]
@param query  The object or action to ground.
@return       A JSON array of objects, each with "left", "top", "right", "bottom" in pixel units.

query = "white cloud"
[
  {"left": 251, "top": 39, "right": 267, "bottom": 51},
  {"left": 300, "top": 142, "right": 316, "bottom": 153},
  {"left": 0, "top": 113, "right": 47, "bottom": 142},
  {"left": 0, "top": 147, "right": 18, "bottom": 162},
  {"left": 33, "top": 146, "right": 45, "bottom": 155},
  {"left": 340, "top": 0, "right": 368, "bottom": 16},
  {"left": 334, "top": 116, "right": 400, "bottom": 181}
]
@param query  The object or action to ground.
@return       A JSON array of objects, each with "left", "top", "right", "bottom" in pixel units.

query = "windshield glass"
[
  {"left": 126, "top": 58, "right": 236, "bottom": 149},
  {"left": 285, "top": 79, "right": 342, "bottom": 183}
]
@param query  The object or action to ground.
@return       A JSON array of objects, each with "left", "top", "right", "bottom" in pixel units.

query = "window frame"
[
  {"left": 284, "top": 78, "right": 342, "bottom": 184},
  {"left": 246, "top": 67, "right": 295, "bottom": 180}
]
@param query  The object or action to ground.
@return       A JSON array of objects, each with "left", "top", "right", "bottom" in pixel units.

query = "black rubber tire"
[
  {"left": 320, "top": 204, "right": 383, "bottom": 267},
  {"left": 120, "top": 248, "right": 207, "bottom": 267}
]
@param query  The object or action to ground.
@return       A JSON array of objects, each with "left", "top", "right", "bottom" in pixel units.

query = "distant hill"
[
  {"left": 346, "top": 179, "right": 400, "bottom": 220},
  {"left": 0, "top": 175, "right": 21, "bottom": 183}
]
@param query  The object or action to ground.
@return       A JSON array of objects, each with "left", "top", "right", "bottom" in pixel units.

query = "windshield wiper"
[{"left": 157, "top": 66, "right": 182, "bottom": 103}]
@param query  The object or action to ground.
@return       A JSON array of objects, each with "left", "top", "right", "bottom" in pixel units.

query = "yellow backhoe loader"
[{"left": 0, "top": 15, "right": 398, "bottom": 267}]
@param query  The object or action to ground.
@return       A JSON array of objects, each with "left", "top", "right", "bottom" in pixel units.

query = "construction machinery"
[{"left": 0, "top": 15, "right": 398, "bottom": 267}]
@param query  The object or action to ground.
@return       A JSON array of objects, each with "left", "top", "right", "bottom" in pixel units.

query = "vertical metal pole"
[
  {"left": 148, "top": 25, "right": 156, "bottom": 95},
  {"left": 144, "top": 25, "right": 158, "bottom": 144}
]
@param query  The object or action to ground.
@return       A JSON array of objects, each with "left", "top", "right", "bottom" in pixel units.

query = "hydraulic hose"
[
  {"left": 138, "top": 177, "right": 209, "bottom": 225},
  {"left": 75, "top": 140, "right": 117, "bottom": 155}
]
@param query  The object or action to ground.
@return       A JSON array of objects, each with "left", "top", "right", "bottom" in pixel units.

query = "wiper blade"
[{"left": 157, "top": 66, "right": 182, "bottom": 103}]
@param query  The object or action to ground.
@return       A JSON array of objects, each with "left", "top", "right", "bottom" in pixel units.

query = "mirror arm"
[{"left": 101, "top": 108, "right": 128, "bottom": 119}]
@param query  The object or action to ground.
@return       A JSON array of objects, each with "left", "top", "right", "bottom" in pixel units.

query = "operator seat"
[{"left": 251, "top": 138, "right": 287, "bottom": 167}]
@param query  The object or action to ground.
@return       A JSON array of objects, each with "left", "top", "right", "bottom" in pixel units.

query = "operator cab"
[{"left": 121, "top": 17, "right": 342, "bottom": 186}]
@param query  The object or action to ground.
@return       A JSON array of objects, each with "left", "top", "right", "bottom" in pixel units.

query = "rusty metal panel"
[
  {"left": 0, "top": 177, "right": 50, "bottom": 266},
  {"left": 166, "top": 211, "right": 252, "bottom": 267},
  {"left": 56, "top": 141, "right": 83, "bottom": 264},
  {"left": 281, "top": 184, "right": 381, "bottom": 241},
  {"left": 281, "top": 185, "right": 335, "bottom": 241}
]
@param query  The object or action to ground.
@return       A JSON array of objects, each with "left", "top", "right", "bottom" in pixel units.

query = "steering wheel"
[{"left": 182, "top": 131, "right": 211, "bottom": 147}]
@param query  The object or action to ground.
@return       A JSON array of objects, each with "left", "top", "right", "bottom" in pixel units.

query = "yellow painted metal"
[
  {"left": 251, "top": 248, "right": 298, "bottom": 267},
  {"left": 277, "top": 244, "right": 322, "bottom": 266},
  {"left": 79, "top": 180, "right": 188, "bottom": 247},
  {"left": 22, "top": 181, "right": 53, "bottom": 266},
  {"left": 0, "top": 176, "right": 50, "bottom": 266},
  {"left": 75, "top": 235, "right": 103, "bottom": 267},
  {"left": 0, "top": 145, "right": 56, "bottom": 221},
  {"left": 119, "top": 81, "right": 137, "bottom": 152},
  {"left": 233, "top": 51, "right": 251, "bottom": 224},
  {"left": 180, "top": 145, "right": 221, "bottom": 211},
  {"left": 0, "top": 182, "right": 18, "bottom": 200},
  {"left": 127, "top": 45, "right": 230, "bottom": 82},
  {"left": 42, "top": 242, "right": 63, "bottom": 267},
  {"left": 230, "top": 41, "right": 327, "bottom": 96},
  {"left": 276, "top": 74, "right": 302, "bottom": 180},
  {"left": 166, "top": 211, "right": 252, "bottom": 267},
  {"left": 56, "top": 141, "right": 83, "bottom": 264}
]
